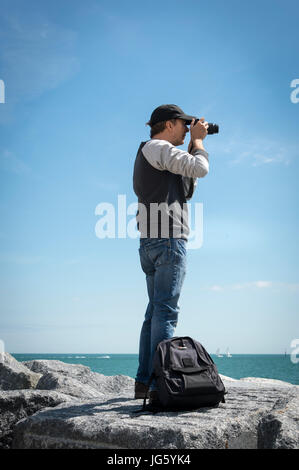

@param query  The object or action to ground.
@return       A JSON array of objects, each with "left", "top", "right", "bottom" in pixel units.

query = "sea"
[{"left": 12, "top": 353, "right": 299, "bottom": 385}]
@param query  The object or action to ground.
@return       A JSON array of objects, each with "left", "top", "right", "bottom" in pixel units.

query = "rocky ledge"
[{"left": 0, "top": 352, "right": 298, "bottom": 449}]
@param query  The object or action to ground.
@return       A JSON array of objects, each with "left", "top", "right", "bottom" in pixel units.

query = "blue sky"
[{"left": 0, "top": 0, "right": 298, "bottom": 354}]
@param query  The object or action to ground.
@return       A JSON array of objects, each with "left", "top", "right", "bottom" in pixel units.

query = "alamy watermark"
[
  {"left": 0, "top": 79, "right": 5, "bottom": 104},
  {"left": 290, "top": 79, "right": 299, "bottom": 104},
  {"left": 95, "top": 194, "right": 203, "bottom": 249},
  {"left": 0, "top": 339, "right": 5, "bottom": 360},
  {"left": 290, "top": 339, "right": 299, "bottom": 364}
]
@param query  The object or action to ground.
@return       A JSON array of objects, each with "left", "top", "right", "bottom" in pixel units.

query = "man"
[{"left": 133, "top": 104, "right": 209, "bottom": 403}]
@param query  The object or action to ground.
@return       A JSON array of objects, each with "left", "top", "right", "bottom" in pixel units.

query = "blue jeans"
[{"left": 135, "top": 238, "right": 187, "bottom": 389}]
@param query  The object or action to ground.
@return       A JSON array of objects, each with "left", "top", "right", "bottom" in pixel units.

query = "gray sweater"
[{"left": 133, "top": 139, "right": 209, "bottom": 240}]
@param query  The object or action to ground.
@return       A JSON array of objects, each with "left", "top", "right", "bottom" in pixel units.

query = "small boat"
[
  {"left": 226, "top": 348, "right": 232, "bottom": 358},
  {"left": 216, "top": 348, "right": 223, "bottom": 357}
]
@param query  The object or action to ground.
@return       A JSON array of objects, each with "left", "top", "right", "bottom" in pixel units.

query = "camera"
[{"left": 194, "top": 118, "right": 219, "bottom": 135}]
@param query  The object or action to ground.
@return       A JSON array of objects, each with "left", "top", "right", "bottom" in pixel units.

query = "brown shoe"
[{"left": 134, "top": 381, "right": 149, "bottom": 399}]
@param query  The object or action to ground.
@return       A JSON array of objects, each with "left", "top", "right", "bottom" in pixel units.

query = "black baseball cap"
[{"left": 147, "top": 104, "right": 196, "bottom": 127}]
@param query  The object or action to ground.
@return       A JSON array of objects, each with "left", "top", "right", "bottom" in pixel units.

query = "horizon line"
[{"left": 10, "top": 352, "right": 291, "bottom": 356}]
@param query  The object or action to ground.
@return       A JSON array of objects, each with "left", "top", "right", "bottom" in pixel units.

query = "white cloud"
[
  {"left": 204, "top": 281, "right": 299, "bottom": 292},
  {"left": 218, "top": 137, "right": 294, "bottom": 167},
  {"left": 253, "top": 281, "right": 273, "bottom": 288},
  {"left": 209, "top": 285, "right": 224, "bottom": 292},
  {"left": 232, "top": 281, "right": 273, "bottom": 290}
]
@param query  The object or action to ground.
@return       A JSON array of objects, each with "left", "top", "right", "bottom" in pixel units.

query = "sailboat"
[
  {"left": 226, "top": 348, "right": 232, "bottom": 358},
  {"left": 216, "top": 348, "right": 223, "bottom": 357}
]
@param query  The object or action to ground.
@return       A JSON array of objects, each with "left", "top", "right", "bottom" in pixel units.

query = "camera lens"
[
  {"left": 193, "top": 119, "right": 219, "bottom": 135},
  {"left": 207, "top": 123, "right": 219, "bottom": 135}
]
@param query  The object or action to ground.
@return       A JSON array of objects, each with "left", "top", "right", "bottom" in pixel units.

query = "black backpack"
[{"left": 141, "top": 336, "right": 226, "bottom": 412}]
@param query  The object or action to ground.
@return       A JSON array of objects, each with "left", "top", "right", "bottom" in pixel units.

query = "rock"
[
  {"left": 12, "top": 380, "right": 299, "bottom": 449},
  {"left": 24, "top": 359, "right": 134, "bottom": 399},
  {"left": 239, "top": 377, "right": 299, "bottom": 388},
  {"left": 0, "top": 389, "right": 79, "bottom": 449},
  {"left": 219, "top": 374, "right": 238, "bottom": 382},
  {"left": 24, "top": 359, "right": 91, "bottom": 376},
  {"left": 36, "top": 372, "right": 107, "bottom": 399},
  {"left": 1, "top": 356, "right": 297, "bottom": 449},
  {"left": 220, "top": 375, "right": 299, "bottom": 389},
  {"left": 258, "top": 394, "right": 299, "bottom": 448},
  {"left": 0, "top": 359, "right": 133, "bottom": 449},
  {"left": 0, "top": 353, "right": 42, "bottom": 390}
]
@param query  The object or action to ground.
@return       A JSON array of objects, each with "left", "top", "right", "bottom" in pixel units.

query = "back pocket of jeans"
[{"left": 146, "top": 239, "right": 170, "bottom": 266}]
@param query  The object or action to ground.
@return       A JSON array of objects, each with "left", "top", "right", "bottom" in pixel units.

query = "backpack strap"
[
  {"left": 142, "top": 372, "right": 155, "bottom": 410},
  {"left": 222, "top": 391, "right": 228, "bottom": 403}
]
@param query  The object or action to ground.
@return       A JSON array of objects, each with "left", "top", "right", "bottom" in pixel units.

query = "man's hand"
[
  {"left": 188, "top": 118, "right": 209, "bottom": 153},
  {"left": 190, "top": 117, "right": 209, "bottom": 140}
]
